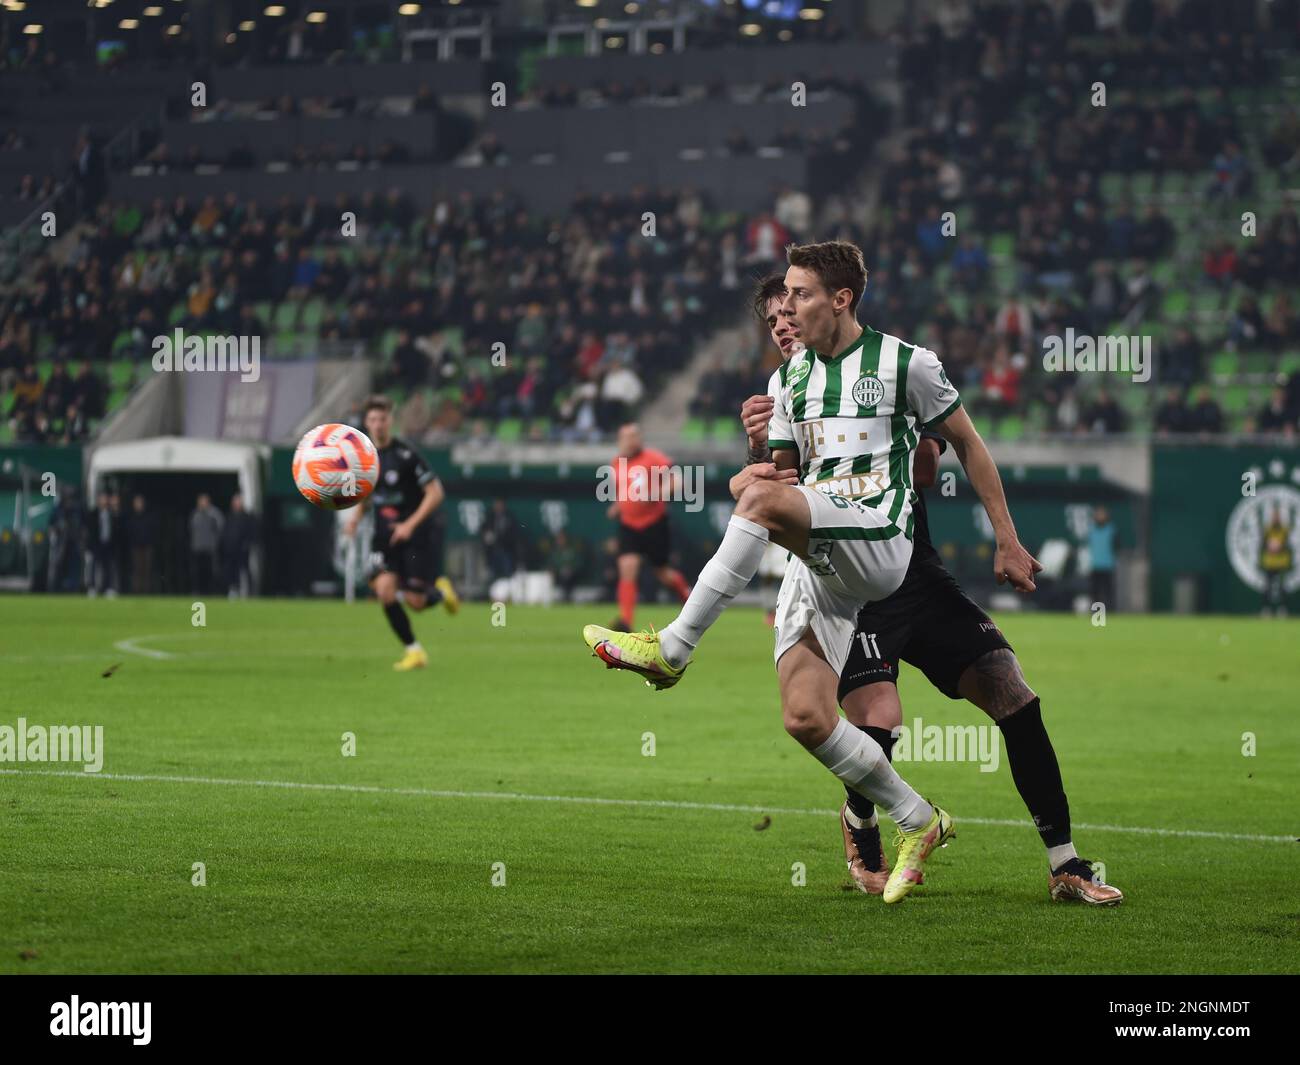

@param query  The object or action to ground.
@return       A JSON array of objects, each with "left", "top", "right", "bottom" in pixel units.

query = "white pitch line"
[
  {"left": 1, "top": 768, "right": 1294, "bottom": 845},
  {"left": 112, "top": 635, "right": 179, "bottom": 660}
]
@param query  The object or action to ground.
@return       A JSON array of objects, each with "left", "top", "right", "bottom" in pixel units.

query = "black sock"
[
  {"left": 843, "top": 724, "right": 896, "bottom": 824},
  {"left": 383, "top": 601, "right": 415, "bottom": 646},
  {"left": 997, "top": 698, "right": 1072, "bottom": 849}
]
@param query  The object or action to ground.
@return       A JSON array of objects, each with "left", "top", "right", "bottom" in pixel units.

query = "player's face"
[
  {"left": 764, "top": 295, "right": 802, "bottom": 360},
  {"left": 365, "top": 407, "right": 392, "bottom": 446},
  {"left": 781, "top": 265, "right": 846, "bottom": 353}
]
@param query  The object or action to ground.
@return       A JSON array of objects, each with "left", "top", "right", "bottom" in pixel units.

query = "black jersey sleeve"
[{"left": 920, "top": 429, "right": 948, "bottom": 455}]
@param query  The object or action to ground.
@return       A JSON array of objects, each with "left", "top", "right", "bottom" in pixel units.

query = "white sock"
[
  {"left": 842, "top": 805, "right": 878, "bottom": 830},
  {"left": 812, "top": 718, "right": 933, "bottom": 832},
  {"left": 405, "top": 642, "right": 422, "bottom": 653},
  {"left": 1047, "top": 843, "right": 1078, "bottom": 871},
  {"left": 659, "top": 515, "right": 768, "bottom": 668}
]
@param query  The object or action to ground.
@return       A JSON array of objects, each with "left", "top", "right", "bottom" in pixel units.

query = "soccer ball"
[{"left": 292, "top": 423, "right": 379, "bottom": 510}]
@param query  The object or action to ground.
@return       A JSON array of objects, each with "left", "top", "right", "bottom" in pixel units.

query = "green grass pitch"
[{"left": 2, "top": 597, "right": 1296, "bottom": 974}]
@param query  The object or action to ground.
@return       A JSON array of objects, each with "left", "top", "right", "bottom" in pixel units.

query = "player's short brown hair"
[
  {"left": 363, "top": 394, "right": 393, "bottom": 416},
  {"left": 786, "top": 240, "right": 868, "bottom": 312},
  {"left": 750, "top": 273, "right": 788, "bottom": 323}
]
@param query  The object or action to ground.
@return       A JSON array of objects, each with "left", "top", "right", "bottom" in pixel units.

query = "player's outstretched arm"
[{"left": 933, "top": 406, "right": 1041, "bottom": 592}]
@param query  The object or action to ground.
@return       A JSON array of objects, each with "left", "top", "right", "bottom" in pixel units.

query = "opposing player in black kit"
[
  {"left": 742, "top": 283, "right": 1122, "bottom": 905},
  {"left": 345, "top": 395, "right": 459, "bottom": 671}
]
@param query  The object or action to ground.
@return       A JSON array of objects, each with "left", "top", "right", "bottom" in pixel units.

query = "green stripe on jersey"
[
  {"left": 808, "top": 523, "right": 905, "bottom": 542},
  {"left": 814, "top": 357, "right": 844, "bottom": 479},
  {"left": 854, "top": 329, "right": 885, "bottom": 415}
]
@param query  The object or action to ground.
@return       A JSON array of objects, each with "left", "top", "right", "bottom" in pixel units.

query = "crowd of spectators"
[{"left": 695, "top": 0, "right": 1300, "bottom": 438}]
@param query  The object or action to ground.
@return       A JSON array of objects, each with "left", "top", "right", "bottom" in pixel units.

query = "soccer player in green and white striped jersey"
[{"left": 585, "top": 240, "right": 1041, "bottom": 901}]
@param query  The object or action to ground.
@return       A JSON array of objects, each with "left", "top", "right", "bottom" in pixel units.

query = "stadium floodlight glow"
[
  {"left": 306, "top": 10, "right": 326, "bottom": 22},
  {"left": 576, "top": 0, "right": 598, "bottom": 8},
  {"left": 5, "top": 0, "right": 26, "bottom": 11},
  {"left": 143, "top": 5, "right": 162, "bottom": 15},
  {"left": 239, "top": 19, "right": 255, "bottom": 30},
  {"left": 22, "top": 22, "right": 40, "bottom": 33},
  {"left": 118, "top": 17, "right": 138, "bottom": 28},
  {"left": 605, "top": 35, "right": 626, "bottom": 48},
  {"left": 624, "top": 2, "right": 639, "bottom": 12},
  {"left": 225, "top": 31, "right": 237, "bottom": 42},
  {"left": 798, "top": 7, "right": 825, "bottom": 19},
  {"left": 740, "top": 22, "right": 761, "bottom": 36},
  {"left": 264, "top": 5, "right": 285, "bottom": 16},
  {"left": 397, "top": 3, "right": 420, "bottom": 14},
  {"left": 165, "top": 24, "right": 181, "bottom": 35}
]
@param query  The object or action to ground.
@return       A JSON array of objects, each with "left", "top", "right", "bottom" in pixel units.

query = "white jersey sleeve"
[
  {"left": 766, "top": 367, "right": 795, "bottom": 451},
  {"left": 906, "top": 346, "right": 962, "bottom": 427}
]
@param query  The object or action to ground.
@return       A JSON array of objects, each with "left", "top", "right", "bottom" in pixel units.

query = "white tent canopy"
[{"left": 87, "top": 437, "right": 265, "bottom": 511}]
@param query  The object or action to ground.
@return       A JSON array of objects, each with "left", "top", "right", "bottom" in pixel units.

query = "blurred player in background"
[
  {"left": 344, "top": 395, "right": 459, "bottom": 671},
  {"left": 605, "top": 422, "right": 692, "bottom": 631},
  {"left": 1260, "top": 504, "right": 1293, "bottom": 617}
]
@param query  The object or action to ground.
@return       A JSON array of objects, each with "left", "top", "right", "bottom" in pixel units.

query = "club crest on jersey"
[
  {"left": 786, "top": 358, "right": 811, "bottom": 386},
  {"left": 851, "top": 373, "right": 885, "bottom": 407}
]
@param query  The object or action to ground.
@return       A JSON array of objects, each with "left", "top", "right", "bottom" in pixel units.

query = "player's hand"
[
  {"left": 740, "top": 395, "right": 775, "bottom": 447},
  {"left": 729, "top": 462, "right": 799, "bottom": 500},
  {"left": 994, "top": 540, "right": 1042, "bottom": 593},
  {"left": 389, "top": 520, "right": 413, "bottom": 545},
  {"left": 343, "top": 514, "right": 361, "bottom": 539}
]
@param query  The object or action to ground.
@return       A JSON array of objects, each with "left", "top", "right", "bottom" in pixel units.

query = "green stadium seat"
[
  {"left": 108, "top": 361, "right": 135, "bottom": 390},
  {"left": 1161, "top": 172, "right": 1189, "bottom": 198},
  {"left": 167, "top": 302, "right": 187, "bottom": 326},
  {"left": 1279, "top": 351, "right": 1300, "bottom": 375},
  {"left": 496, "top": 418, "right": 523, "bottom": 442},
  {"left": 1209, "top": 352, "right": 1239, "bottom": 379},
  {"left": 989, "top": 232, "right": 1015, "bottom": 260},
  {"left": 300, "top": 299, "right": 325, "bottom": 333},
  {"left": 272, "top": 302, "right": 299, "bottom": 332},
  {"left": 681, "top": 417, "right": 708, "bottom": 442},
  {"left": 1162, "top": 290, "right": 1190, "bottom": 317},
  {"left": 1220, "top": 385, "right": 1255, "bottom": 415},
  {"left": 710, "top": 417, "right": 740, "bottom": 442},
  {"left": 994, "top": 416, "right": 1024, "bottom": 441}
]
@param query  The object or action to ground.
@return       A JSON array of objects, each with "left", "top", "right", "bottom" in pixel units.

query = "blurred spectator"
[
  {"left": 125, "top": 494, "right": 159, "bottom": 594},
  {"left": 549, "top": 530, "right": 585, "bottom": 602},
  {"left": 1087, "top": 506, "right": 1117, "bottom": 611},
  {"left": 1256, "top": 387, "right": 1296, "bottom": 438},
  {"left": 221, "top": 493, "right": 257, "bottom": 598},
  {"left": 84, "top": 491, "right": 120, "bottom": 597},
  {"left": 481, "top": 498, "right": 520, "bottom": 583},
  {"left": 189, "top": 493, "right": 224, "bottom": 595}
]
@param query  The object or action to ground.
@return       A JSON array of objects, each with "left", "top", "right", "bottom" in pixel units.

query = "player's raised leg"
[{"left": 583, "top": 471, "right": 811, "bottom": 687}]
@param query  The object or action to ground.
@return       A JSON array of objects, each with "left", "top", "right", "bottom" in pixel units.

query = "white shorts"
[
  {"left": 772, "top": 487, "right": 913, "bottom": 674},
  {"left": 772, "top": 557, "right": 861, "bottom": 676}
]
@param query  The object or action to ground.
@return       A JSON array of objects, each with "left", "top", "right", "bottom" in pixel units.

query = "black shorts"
[
  {"left": 838, "top": 565, "right": 1012, "bottom": 703},
  {"left": 618, "top": 516, "right": 672, "bottom": 568},
  {"left": 368, "top": 522, "right": 443, "bottom": 594}
]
